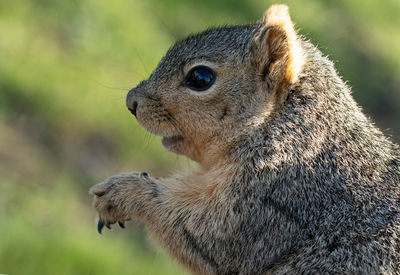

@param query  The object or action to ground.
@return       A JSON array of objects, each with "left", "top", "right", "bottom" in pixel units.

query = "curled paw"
[{"left": 90, "top": 172, "right": 147, "bottom": 234}]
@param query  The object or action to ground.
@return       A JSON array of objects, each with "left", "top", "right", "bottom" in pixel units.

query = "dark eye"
[{"left": 183, "top": 66, "right": 216, "bottom": 91}]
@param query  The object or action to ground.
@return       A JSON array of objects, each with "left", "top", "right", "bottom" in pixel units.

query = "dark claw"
[
  {"left": 118, "top": 221, "right": 125, "bottom": 229},
  {"left": 140, "top": 172, "right": 149, "bottom": 178},
  {"left": 92, "top": 189, "right": 106, "bottom": 197},
  {"left": 105, "top": 223, "right": 111, "bottom": 230},
  {"left": 97, "top": 220, "right": 105, "bottom": 234}
]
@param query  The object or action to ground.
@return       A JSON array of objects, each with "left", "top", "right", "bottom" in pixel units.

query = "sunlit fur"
[{"left": 92, "top": 4, "right": 400, "bottom": 274}]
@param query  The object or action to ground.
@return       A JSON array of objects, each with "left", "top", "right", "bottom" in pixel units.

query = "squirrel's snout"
[{"left": 126, "top": 88, "right": 138, "bottom": 117}]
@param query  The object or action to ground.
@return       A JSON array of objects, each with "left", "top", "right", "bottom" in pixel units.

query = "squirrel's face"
[
  {"left": 126, "top": 5, "right": 305, "bottom": 167},
  {"left": 126, "top": 26, "right": 259, "bottom": 165}
]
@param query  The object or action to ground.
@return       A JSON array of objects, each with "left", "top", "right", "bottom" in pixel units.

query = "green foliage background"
[{"left": 0, "top": 0, "right": 399, "bottom": 274}]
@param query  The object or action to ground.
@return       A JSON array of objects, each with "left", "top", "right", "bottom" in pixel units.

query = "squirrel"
[{"left": 90, "top": 4, "right": 400, "bottom": 274}]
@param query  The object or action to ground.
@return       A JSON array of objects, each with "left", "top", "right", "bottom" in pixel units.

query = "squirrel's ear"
[{"left": 253, "top": 5, "right": 304, "bottom": 84}]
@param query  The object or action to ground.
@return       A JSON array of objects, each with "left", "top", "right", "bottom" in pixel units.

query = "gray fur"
[{"left": 91, "top": 6, "right": 399, "bottom": 274}]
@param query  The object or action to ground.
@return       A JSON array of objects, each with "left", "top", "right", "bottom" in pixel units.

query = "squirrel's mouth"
[{"left": 161, "top": 135, "right": 185, "bottom": 155}]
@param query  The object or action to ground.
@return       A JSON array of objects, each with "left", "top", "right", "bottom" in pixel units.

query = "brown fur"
[{"left": 91, "top": 4, "right": 400, "bottom": 274}]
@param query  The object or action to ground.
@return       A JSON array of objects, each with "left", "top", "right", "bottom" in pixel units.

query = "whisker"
[
  {"left": 88, "top": 78, "right": 135, "bottom": 93},
  {"left": 97, "top": 83, "right": 132, "bottom": 91},
  {"left": 127, "top": 67, "right": 146, "bottom": 79},
  {"left": 132, "top": 46, "right": 149, "bottom": 76},
  {"left": 111, "top": 96, "right": 125, "bottom": 101},
  {"left": 166, "top": 113, "right": 185, "bottom": 135},
  {"left": 144, "top": 131, "right": 152, "bottom": 149},
  {"left": 149, "top": 7, "right": 179, "bottom": 40}
]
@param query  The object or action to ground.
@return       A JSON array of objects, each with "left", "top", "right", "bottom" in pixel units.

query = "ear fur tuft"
[{"left": 258, "top": 4, "right": 304, "bottom": 84}]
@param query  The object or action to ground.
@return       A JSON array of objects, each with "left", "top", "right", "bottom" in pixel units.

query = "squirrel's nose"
[
  {"left": 126, "top": 88, "right": 138, "bottom": 117},
  {"left": 129, "top": 101, "right": 138, "bottom": 117}
]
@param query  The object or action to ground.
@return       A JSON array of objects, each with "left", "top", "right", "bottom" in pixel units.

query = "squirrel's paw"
[{"left": 90, "top": 172, "right": 149, "bottom": 234}]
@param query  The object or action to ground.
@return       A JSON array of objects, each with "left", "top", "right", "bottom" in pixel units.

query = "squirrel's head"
[{"left": 126, "top": 4, "right": 305, "bottom": 168}]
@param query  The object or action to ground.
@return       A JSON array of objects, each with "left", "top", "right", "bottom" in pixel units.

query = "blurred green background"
[{"left": 0, "top": 0, "right": 399, "bottom": 274}]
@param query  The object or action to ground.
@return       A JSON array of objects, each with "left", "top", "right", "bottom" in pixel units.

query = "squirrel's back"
[{"left": 233, "top": 36, "right": 400, "bottom": 273}]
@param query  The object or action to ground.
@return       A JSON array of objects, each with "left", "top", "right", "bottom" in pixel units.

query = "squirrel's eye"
[{"left": 183, "top": 66, "right": 216, "bottom": 91}]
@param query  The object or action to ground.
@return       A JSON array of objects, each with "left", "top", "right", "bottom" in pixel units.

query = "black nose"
[
  {"left": 126, "top": 88, "right": 138, "bottom": 117},
  {"left": 128, "top": 101, "right": 138, "bottom": 117}
]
